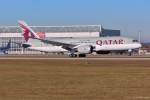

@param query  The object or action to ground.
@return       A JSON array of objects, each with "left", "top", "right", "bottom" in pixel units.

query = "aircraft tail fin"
[
  {"left": 2, "top": 40, "right": 11, "bottom": 54},
  {"left": 18, "top": 20, "right": 40, "bottom": 42},
  {"left": 6, "top": 40, "right": 11, "bottom": 49}
]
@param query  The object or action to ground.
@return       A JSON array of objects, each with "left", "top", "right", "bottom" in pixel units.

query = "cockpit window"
[{"left": 133, "top": 40, "right": 138, "bottom": 42}]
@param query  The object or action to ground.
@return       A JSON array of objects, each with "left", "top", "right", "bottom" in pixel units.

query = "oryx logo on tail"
[{"left": 18, "top": 20, "right": 40, "bottom": 42}]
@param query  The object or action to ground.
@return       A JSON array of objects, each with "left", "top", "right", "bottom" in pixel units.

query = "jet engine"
[
  {"left": 77, "top": 45, "right": 93, "bottom": 54},
  {"left": 22, "top": 43, "right": 31, "bottom": 48}
]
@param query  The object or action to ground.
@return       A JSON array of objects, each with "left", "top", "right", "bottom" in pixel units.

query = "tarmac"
[{"left": 0, "top": 55, "right": 150, "bottom": 60}]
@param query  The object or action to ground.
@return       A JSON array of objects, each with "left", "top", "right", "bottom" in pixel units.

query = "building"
[
  {"left": 100, "top": 28, "right": 120, "bottom": 37},
  {"left": 0, "top": 25, "right": 121, "bottom": 54}
]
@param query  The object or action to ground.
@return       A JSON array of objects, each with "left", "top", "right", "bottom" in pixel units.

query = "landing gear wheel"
[
  {"left": 129, "top": 52, "right": 132, "bottom": 56},
  {"left": 69, "top": 54, "right": 77, "bottom": 58},
  {"left": 79, "top": 54, "right": 86, "bottom": 58}
]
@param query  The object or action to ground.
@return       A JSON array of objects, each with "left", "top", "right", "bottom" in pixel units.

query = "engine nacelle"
[
  {"left": 77, "top": 45, "right": 93, "bottom": 54},
  {"left": 22, "top": 43, "right": 31, "bottom": 48}
]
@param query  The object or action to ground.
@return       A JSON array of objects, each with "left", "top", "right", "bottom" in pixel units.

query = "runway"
[
  {"left": 0, "top": 57, "right": 150, "bottom": 60},
  {"left": 0, "top": 54, "right": 150, "bottom": 60}
]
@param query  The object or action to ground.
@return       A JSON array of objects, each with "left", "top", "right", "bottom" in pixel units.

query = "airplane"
[
  {"left": 18, "top": 20, "right": 142, "bottom": 57},
  {"left": 0, "top": 40, "right": 11, "bottom": 54}
]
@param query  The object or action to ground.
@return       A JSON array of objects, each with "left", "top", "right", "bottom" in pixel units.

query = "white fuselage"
[
  {"left": 26, "top": 36, "right": 141, "bottom": 53},
  {"left": 95, "top": 44, "right": 141, "bottom": 51}
]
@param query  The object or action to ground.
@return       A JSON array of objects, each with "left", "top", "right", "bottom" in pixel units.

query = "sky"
[{"left": 0, "top": 0, "right": 150, "bottom": 42}]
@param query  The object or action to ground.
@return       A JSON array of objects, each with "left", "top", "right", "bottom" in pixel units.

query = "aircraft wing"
[{"left": 39, "top": 39, "right": 76, "bottom": 51}]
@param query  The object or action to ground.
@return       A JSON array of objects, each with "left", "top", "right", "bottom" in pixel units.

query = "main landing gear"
[
  {"left": 69, "top": 54, "right": 77, "bottom": 58},
  {"left": 78, "top": 54, "right": 86, "bottom": 57},
  {"left": 69, "top": 54, "right": 86, "bottom": 58}
]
